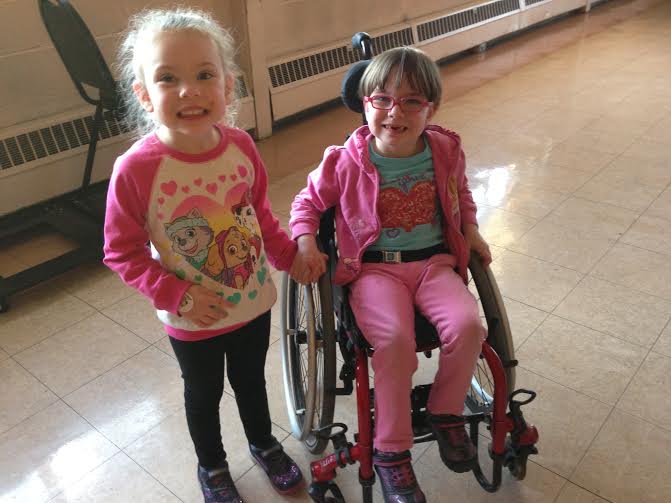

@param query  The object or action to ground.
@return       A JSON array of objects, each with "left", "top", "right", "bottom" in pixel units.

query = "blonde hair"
[
  {"left": 359, "top": 47, "right": 442, "bottom": 107},
  {"left": 117, "top": 7, "right": 240, "bottom": 137}
]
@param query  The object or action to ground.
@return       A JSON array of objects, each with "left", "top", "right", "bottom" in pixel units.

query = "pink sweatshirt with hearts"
[{"left": 103, "top": 125, "right": 296, "bottom": 341}]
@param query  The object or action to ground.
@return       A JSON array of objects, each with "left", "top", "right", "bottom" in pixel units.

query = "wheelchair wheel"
[
  {"left": 280, "top": 272, "right": 337, "bottom": 453},
  {"left": 466, "top": 253, "right": 515, "bottom": 414}
]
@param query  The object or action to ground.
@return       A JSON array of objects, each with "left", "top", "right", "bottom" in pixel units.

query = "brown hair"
[{"left": 359, "top": 47, "right": 442, "bottom": 106}]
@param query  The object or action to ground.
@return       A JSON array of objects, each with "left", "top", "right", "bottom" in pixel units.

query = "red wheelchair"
[{"left": 279, "top": 33, "right": 539, "bottom": 503}]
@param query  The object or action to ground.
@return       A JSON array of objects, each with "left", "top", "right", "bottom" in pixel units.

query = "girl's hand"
[
  {"left": 290, "top": 234, "right": 328, "bottom": 284},
  {"left": 178, "top": 284, "right": 236, "bottom": 328},
  {"left": 464, "top": 224, "right": 492, "bottom": 267}
]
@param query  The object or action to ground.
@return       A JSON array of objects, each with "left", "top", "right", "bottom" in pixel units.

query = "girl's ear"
[{"left": 132, "top": 80, "right": 154, "bottom": 113}]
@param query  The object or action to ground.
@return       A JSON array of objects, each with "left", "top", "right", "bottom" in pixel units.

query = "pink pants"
[{"left": 349, "top": 254, "right": 485, "bottom": 452}]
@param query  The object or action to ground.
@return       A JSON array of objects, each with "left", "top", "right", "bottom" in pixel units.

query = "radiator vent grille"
[
  {"left": 0, "top": 75, "right": 251, "bottom": 171},
  {"left": 269, "top": 28, "right": 414, "bottom": 88},
  {"left": 417, "top": 0, "right": 520, "bottom": 41},
  {"left": 525, "top": 0, "right": 548, "bottom": 5},
  {"left": 0, "top": 111, "right": 130, "bottom": 171}
]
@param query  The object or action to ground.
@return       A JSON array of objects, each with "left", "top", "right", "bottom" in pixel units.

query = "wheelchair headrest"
[{"left": 341, "top": 60, "right": 371, "bottom": 114}]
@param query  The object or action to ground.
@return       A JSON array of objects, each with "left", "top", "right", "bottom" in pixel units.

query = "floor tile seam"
[
  {"left": 584, "top": 268, "right": 671, "bottom": 308},
  {"left": 0, "top": 307, "right": 101, "bottom": 357},
  {"left": 544, "top": 309, "right": 662, "bottom": 351},
  {"left": 121, "top": 405, "right": 186, "bottom": 456},
  {"left": 611, "top": 341, "right": 671, "bottom": 429},
  {"left": 497, "top": 242, "right": 591, "bottom": 278},
  {"left": 96, "top": 309, "right": 162, "bottom": 346},
  {"left": 40, "top": 400, "right": 124, "bottom": 499},
  {"left": 565, "top": 401, "right": 618, "bottom": 484},
  {"left": 551, "top": 478, "right": 616, "bottom": 503},
  {"left": 516, "top": 364, "right": 618, "bottom": 410},
  {"left": 59, "top": 343, "right": 161, "bottom": 403},
  {"left": 43, "top": 451, "right": 186, "bottom": 503},
  {"left": 613, "top": 395, "right": 671, "bottom": 435},
  {"left": 0, "top": 389, "right": 60, "bottom": 439}
]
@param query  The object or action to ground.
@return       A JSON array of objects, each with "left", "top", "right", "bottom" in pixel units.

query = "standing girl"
[
  {"left": 291, "top": 47, "right": 491, "bottom": 503},
  {"left": 106, "top": 8, "right": 318, "bottom": 503}
]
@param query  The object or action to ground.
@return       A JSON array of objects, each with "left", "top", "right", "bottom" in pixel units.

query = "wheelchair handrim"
[{"left": 280, "top": 273, "right": 318, "bottom": 440}]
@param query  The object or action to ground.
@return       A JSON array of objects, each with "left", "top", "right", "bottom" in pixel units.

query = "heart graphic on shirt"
[
  {"left": 206, "top": 183, "right": 218, "bottom": 195},
  {"left": 230, "top": 175, "right": 237, "bottom": 182},
  {"left": 158, "top": 197, "right": 165, "bottom": 205},
  {"left": 194, "top": 178, "right": 202, "bottom": 186},
  {"left": 385, "top": 228, "right": 401, "bottom": 238},
  {"left": 176, "top": 269, "right": 186, "bottom": 280},
  {"left": 218, "top": 175, "right": 226, "bottom": 182},
  {"left": 377, "top": 181, "right": 436, "bottom": 232},
  {"left": 257, "top": 267, "right": 267, "bottom": 285},
  {"left": 248, "top": 290, "right": 258, "bottom": 300},
  {"left": 238, "top": 165, "right": 248, "bottom": 178},
  {"left": 260, "top": 256, "right": 266, "bottom": 265},
  {"left": 216, "top": 291, "right": 225, "bottom": 296},
  {"left": 181, "top": 185, "right": 190, "bottom": 193},
  {"left": 157, "top": 212, "right": 164, "bottom": 220},
  {"left": 227, "top": 292, "right": 242, "bottom": 304},
  {"left": 194, "top": 274, "right": 203, "bottom": 283},
  {"left": 160, "top": 181, "right": 177, "bottom": 196}
]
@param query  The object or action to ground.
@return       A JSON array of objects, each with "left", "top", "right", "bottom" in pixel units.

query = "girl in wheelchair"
[{"left": 291, "top": 46, "right": 492, "bottom": 502}]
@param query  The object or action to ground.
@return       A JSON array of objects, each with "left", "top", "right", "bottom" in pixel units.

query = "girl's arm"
[
  {"left": 455, "top": 147, "right": 491, "bottom": 264},
  {"left": 455, "top": 147, "right": 478, "bottom": 227},
  {"left": 103, "top": 163, "right": 191, "bottom": 313},
  {"left": 290, "top": 147, "right": 341, "bottom": 239}
]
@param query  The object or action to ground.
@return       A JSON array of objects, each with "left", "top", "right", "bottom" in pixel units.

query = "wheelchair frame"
[
  {"left": 280, "top": 31, "right": 538, "bottom": 502},
  {"left": 280, "top": 211, "right": 539, "bottom": 503}
]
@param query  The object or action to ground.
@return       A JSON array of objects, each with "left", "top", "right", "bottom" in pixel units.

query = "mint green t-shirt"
[{"left": 368, "top": 138, "right": 444, "bottom": 251}]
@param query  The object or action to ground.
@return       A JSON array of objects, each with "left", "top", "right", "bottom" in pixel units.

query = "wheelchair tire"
[
  {"left": 280, "top": 272, "right": 337, "bottom": 454},
  {"left": 467, "top": 253, "right": 515, "bottom": 413}
]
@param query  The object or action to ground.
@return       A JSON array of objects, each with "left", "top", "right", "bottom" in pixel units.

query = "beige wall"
[
  {"left": 261, "top": 0, "right": 471, "bottom": 60},
  {"left": 0, "top": 0, "right": 243, "bottom": 131}
]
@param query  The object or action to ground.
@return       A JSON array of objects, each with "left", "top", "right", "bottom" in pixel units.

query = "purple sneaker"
[
  {"left": 373, "top": 450, "right": 426, "bottom": 503},
  {"left": 197, "top": 462, "right": 244, "bottom": 503},
  {"left": 429, "top": 413, "right": 477, "bottom": 473},
  {"left": 249, "top": 441, "right": 303, "bottom": 495}
]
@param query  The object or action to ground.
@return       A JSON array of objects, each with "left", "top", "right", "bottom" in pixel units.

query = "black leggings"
[{"left": 169, "top": 311, "right": 275, "bottom": 469}]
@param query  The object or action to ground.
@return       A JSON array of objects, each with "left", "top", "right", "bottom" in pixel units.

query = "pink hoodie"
[{"left": 290, "top": 125, "right": 478, "bottom": 285}]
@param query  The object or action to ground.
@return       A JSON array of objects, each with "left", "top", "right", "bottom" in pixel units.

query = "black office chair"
[
  {"left": 38, "top": 0, "right": 121, "bottom": 195},
  {"left": 0, "top": 1, "right": 122, "bottom": 312}
]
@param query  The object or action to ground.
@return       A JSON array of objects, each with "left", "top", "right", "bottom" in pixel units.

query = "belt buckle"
[{"left": 383, "top": 251, "right": 402, "bottom": 264}]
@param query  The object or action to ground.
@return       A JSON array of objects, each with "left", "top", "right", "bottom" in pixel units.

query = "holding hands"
[
  {"left": 178, "top": 284, "right": 236, "bottom": 328},
  {"left": 290, "top": 234, "right": 328, "bottom": 284},
  {"left": 464, "top": 223, "right": 492, "bottom": 267}
]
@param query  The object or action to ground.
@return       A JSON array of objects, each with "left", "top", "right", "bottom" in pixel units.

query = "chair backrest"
[{"left": 38, "top": 0, "right": 117, "bottom": 110}]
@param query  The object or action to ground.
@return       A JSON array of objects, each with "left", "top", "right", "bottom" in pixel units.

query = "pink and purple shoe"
[
  {"left": 373, "top": 450, "right": 426, "bottom": 503},
  {"left": 429, "top": 413, "right": 477, "bottom": 473},
  {"left": 249, "top": 441, "right": 303, "bottom": 495},
  {"left": 197, "top": 461, "right": 244, "bottom": 503}
]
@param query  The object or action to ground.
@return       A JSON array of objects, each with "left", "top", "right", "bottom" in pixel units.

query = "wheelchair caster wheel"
[
  {"left": 0, "top": 297, "right": 9, "bottom": 313},
  {"left": 508, "top": 456, "right": 527, "bottom": 480}
]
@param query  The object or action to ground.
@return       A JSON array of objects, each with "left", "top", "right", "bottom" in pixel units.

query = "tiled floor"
[{"left": 2, "top": 0, "right": 671, "bottom": 501}]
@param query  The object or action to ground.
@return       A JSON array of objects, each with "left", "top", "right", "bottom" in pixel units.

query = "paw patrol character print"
[
  {"left": 205, "top": 226, "right": 254, "bottom": 289},
  {"left": 164, "top": 209, "right": 214, "bottom": 270},
  {"left": 231, "top": 191, "right": 257, "bottom": 235}
]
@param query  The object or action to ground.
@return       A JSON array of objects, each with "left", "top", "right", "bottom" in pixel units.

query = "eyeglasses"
[{"left": 364, "top": 94, "right": 432, "bottom": 113}]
